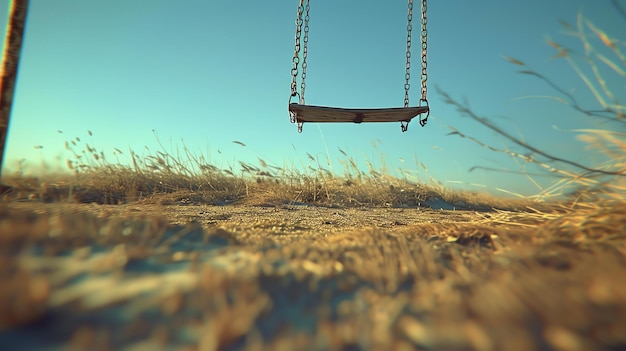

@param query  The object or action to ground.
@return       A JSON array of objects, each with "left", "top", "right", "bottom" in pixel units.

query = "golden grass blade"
[
  {"left": 596, "top": 53, "right": 626, "bottom": 76},
  {"left": 503, "top": 55, "right": 526, "bottom": 66},
  {"left": 546, "top": 39, "right": 571, "bottom": 59},
  {"left": 586, "top": 20, "right": 616, "bottom": 49}
]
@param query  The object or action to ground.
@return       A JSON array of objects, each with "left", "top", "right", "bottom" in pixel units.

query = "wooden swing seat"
[{"left": 289, "top": 103, "right": 429, "bottom": 124}]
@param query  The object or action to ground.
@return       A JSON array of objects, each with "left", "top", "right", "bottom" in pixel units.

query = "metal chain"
[
  {"left": 289, "top": 0, "right": 308, "bottom": 131},
  {"left": 401, "top": 0, "right": 414, "bottom": 132},
  {"left": 403, "top": 0, "right": 413, "bottom": 108},
  {"left": 418, "top": 0, "right": 429, "bottom": 127},
  {"left": 290, "top": 0, "right": 305, "bottom": 116},
  {"left": 300, "top": 0, "right": 310, "bottom": 105},
  {"left": 419, "top": 0, "right": 428, "bottom": 104}
]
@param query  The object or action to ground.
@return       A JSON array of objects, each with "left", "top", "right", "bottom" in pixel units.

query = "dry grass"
[
  {"left": 1, "top": 196, "right": 625, "bottom": 350},
  {"left": 1, "top": 132, "right": 530, "bottom": 212},
  {"left": 1, "top": 125, "right": 624, "bottom": 350},
  {"left": 442, "top": 9, "right": 626, "bottom": 203},
  {"left": 1, "top": 7, "right": 625, "bottom": 351}
]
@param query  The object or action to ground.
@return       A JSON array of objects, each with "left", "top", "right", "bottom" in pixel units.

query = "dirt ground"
[{"left": 1, "top": 199, "right": 626, "bottom": 350}]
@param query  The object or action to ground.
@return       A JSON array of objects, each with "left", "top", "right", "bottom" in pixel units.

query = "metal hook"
[
  {"left": 418, "top": 98, "right": 429, "bottom": 127},
  {"left": 401, "top": 121, "right": 409, "bottom": 132}
]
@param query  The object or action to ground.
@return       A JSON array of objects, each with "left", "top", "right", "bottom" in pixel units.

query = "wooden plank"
[{"left": 289, "top": 103, "right": 429, "bottom": 124}]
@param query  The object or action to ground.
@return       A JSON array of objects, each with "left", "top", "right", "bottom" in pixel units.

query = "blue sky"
[{"left": 1, "top": 0, "right": 624, "bottom": 197}]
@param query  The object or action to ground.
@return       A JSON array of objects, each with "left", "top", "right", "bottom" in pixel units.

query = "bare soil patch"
[{"left": 1, "top": 198, "right": 625, "bottom": 350}]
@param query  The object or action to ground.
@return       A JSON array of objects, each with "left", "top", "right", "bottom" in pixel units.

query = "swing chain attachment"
[
  {"left": 402, "top": 0, "right": 428, "bottom": 131},
  {"left": 301, "top": 1, "right": 310, "bottom": 104},
  {"left": 290, "top": 0, "right": 305, "bottom": 109},
  {"left": 289, "top": 0, "right": 309, "bottom": 132},
  {"left": 401, "top": 121, "right": 409, "bottom": 132},
  {"left": 419, "top": 98, "right": 429, "bottom": 127},
  {"left": 403, "top": 0, "right": 413, "bottom": 109},
  {"left": 404, "top": 0, "right": 429, "bottom": 107},
  {"left": 418, "top": 0, "right": 429, "bottom": 128},
  {"left": 419, "top": 0, "right": 428, "bottom": 106}
]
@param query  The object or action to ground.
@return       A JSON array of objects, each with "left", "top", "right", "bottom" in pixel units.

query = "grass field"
[
  {"left": 1, "top": 7, "right": 625, "bottom": 351},
  {"left": 1, "top": 142, "right": 625, "bottom": 350}
]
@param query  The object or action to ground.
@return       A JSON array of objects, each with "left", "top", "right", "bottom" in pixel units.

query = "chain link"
[
  {"left": 290, "top": 0, "right": 309, "bottom": 131},
  {"left": 417, "top": 0, "right": 429, "bottom": 127},
  {"left": 290, "top": 0, "right": 305, "bottom": 115},
  {"left": 300, "top": 1, "right": 310, "bottom": 105},
  {"left": 420, "top": 0, "right": 428, "bottom": 104},
  {"left": 404, "top": 0, "right": 413, "bottom": 108}
]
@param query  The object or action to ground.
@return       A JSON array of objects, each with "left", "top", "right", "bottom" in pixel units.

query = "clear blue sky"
[{"left": 1, "top": 0, "right": 624, "bottom": 197}]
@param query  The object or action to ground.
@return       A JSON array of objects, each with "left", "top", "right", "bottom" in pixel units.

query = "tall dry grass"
[
  {"left": 441, "top": 8, "right": 626, "bottom": 205},
  {"left": 5, "top": 11, "right": 622, "bottom": 212},
  {"left": 1, "top": 127, "right": 526, "bottom": 210}
]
